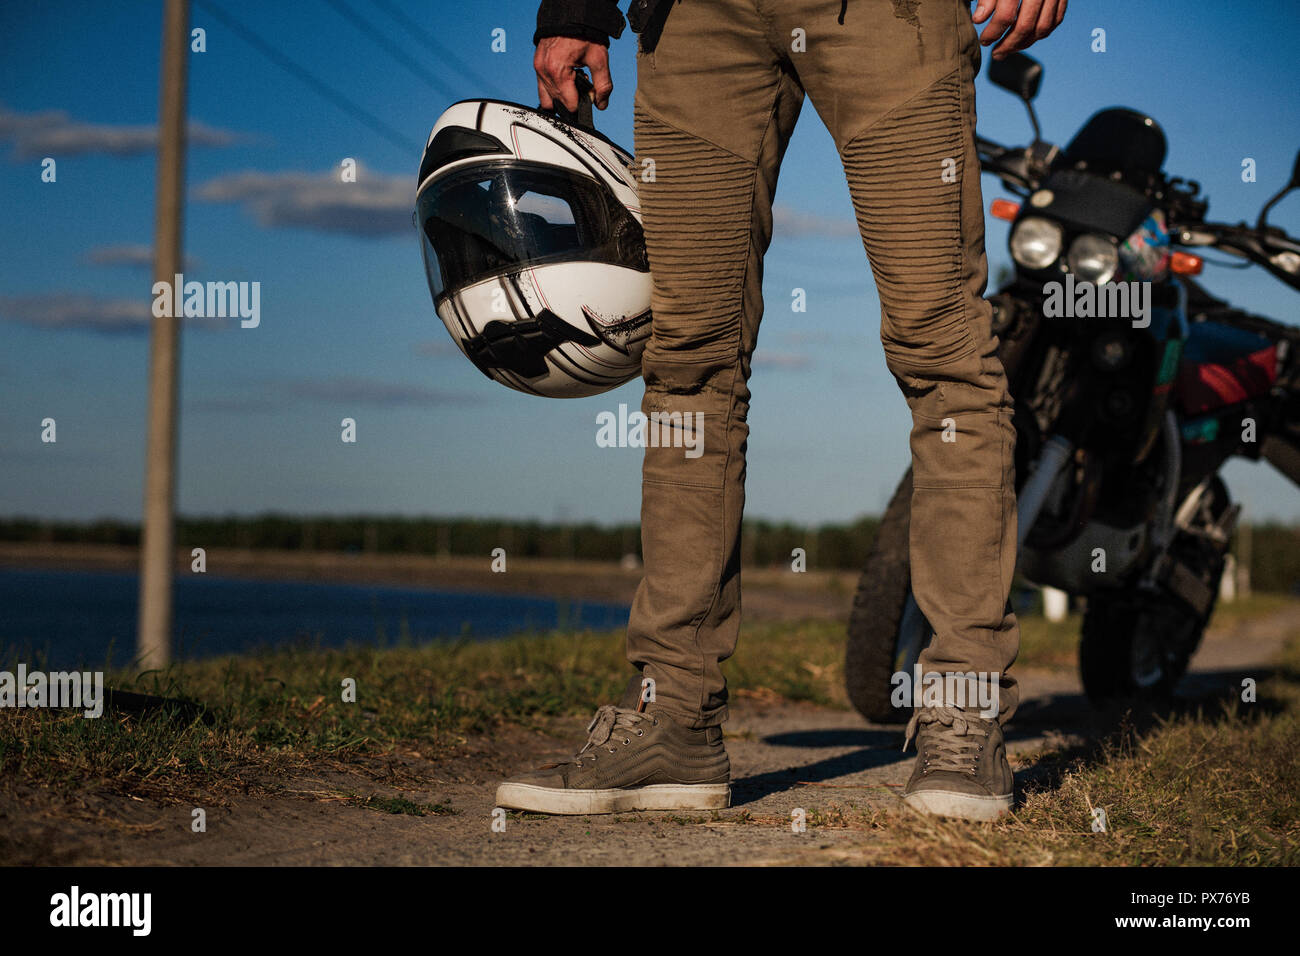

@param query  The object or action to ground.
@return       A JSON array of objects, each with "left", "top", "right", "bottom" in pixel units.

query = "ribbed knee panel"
[{"left": 840, "top": 70, "right": 975, "bottom": 372}]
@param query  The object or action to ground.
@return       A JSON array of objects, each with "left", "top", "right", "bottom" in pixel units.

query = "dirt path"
[{"left": 6, "top": 603, "right": 1296, "bottom": 866}]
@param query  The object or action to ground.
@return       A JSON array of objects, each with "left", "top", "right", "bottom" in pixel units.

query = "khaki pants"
[{"left": 622, "top": 0, "right": 1020, "bottom": 727}]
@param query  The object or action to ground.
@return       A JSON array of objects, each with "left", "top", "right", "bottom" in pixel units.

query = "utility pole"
[
  {"left": 138, "top": 0, "right": 190, "bottom": 671},
  {"left": 1237, "top": 506, "right": 1253, "bottom": 598}
]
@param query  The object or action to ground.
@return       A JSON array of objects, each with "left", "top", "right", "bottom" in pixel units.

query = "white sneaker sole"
[
  {"left": 495, "top": 782, "right": 731, "bottom": 815},
  {"left": 903, "top": 789, "right": 1013, "bottom": 822}
]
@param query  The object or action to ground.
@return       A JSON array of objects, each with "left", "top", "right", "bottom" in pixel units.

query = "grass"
[
  {"left": 683, "top": 598, "right": 1300, "bottom": 866},
  {"left": 1, "top": 626, "right": 632, "bottom": 800},
  {"left": 0, "top": 611, "right": 869, "bottom": 801},
  {"left": 1010, "top": 590, "right": 1297, "bottom": 671},
  {"left": 767, "top": 683, "right": 1300, "bottom": 865},
  {"left": 1, "top": 594, "right": 1296, "bottom": 865},
  {"left": 358, "top": 794, "right": 457, "bottom": 817}
]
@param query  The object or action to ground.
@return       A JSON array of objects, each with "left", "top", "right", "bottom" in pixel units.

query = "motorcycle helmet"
[{"left": 415, "top": 91, "right": 651, "bottom": 397}]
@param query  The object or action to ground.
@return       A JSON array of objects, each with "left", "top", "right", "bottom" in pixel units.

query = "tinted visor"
[{"left": 418, "top": 161, "right": 647, "bottom": 301}]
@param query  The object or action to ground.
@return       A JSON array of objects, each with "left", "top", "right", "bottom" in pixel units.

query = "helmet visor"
[{"left": 418, "top": 161, "right": 647, "bottom": 301}]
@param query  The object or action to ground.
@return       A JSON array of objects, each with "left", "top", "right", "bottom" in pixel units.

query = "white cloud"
[
  {"left": 0, "top": 294, "right": 226, "bottom": 334},
  {"left": 195, "top": 165, "right": 412, "bottom": 237},
  {"left": 754, "top": 350, "right": 813, "bottom": 370},
  {"left": 85, "top": 244, "right": 199, "bottom": 270},
  {"left": 0, "top": 104, "right": 239, "bottom": 159},
  {"left": 191, "top": 376, "right": 475, "bottom": 414},
  {"left": 86, "top": 244, "right": 154, "bottom": 268},
  {"left": 773, "top": 204, "right": 859, "bottom": 239},
  {"left": 284, "top": 376, "right": 472, "bottom": 407},
  {"left": 412, "top": 339, "right": 459, "bottom": 358},
  {"left": 0, "top": 294, "right": 150, "bottom": 333}
]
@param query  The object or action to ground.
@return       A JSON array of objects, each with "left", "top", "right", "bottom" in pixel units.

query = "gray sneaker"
[
  {"left": 902, "top": 706, "right": 1013, "bottom": 821},
  {"left": 494, "top": 704, "right": 731, "bottom": 815}
]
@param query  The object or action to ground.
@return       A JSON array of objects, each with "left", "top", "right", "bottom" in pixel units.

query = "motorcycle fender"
[{"left": 1019, "top": 520, "right": 1148, "bottom": 594}]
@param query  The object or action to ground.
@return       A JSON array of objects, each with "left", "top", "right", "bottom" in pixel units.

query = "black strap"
[
  {"left": 627, "top": 0, "right": 661, "bottom": 33},
  {"left": 551, "top": 68, "right": 596, "bottom": 133}
]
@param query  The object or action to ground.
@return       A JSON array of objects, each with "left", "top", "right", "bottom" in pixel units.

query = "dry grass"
[{"left": 2, "top": 595, "right": 1296, "bottom": 865}]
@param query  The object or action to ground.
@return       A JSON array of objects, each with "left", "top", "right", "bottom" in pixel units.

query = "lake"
[{"left": 0, "top": 568, "right": 630, "bottom": 670}]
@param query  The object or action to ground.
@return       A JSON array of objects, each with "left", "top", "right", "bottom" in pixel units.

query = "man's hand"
[
  {"left": 535, "top": 37, "right": 614, "bottom": 112},
  {"left": 972, "top": 0, "right": 1066, "bottom": 60}
]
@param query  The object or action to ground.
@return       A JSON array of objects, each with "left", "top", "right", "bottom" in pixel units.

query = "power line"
[
  {"left": 321, "top": 0, "right": 471, "bottom": 103},
  {"left": 192, "top": 0, "right": 420, "bottom": 154},
  {"left": 370, "top": 0, "right": 501, "bottom": 94}
]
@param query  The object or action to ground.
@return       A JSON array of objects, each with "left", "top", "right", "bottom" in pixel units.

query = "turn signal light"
[
  {"left": 990, "top": 199, "right": 1020, "bottom": 221},
  {"left": 1170, "top": 251, "right": 1204, "bottom": 275}
]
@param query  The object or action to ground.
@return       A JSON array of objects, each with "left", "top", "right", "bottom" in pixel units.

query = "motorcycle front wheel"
[
  {"left": 1079, "top": 592, "right": 1214, "bottom": 703},
  {"left": 1078, "top": 476, "right": 1230, "bottom": 704},
  {"left": 844, "top": 468, "right": 932, "bottom": 724}
]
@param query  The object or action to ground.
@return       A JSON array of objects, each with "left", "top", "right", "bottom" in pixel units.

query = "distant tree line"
[
  {"left": 1232, "top": 523, "right": 1300, "bottom": 594},
  {"left": 0, "top": 515, "right": 1296, "bottom": 591},
  {"left": 0, "top": 514, "right": 882, "bottom": 567}
]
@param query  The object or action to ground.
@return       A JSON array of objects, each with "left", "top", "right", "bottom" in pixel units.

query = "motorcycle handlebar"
[
  {"left": 976, "top": 136, "right": 1034, "bottom": 193},
  {"left": 1177, "top": 221, "right": 1300, "bottom": 294},
  {"left": 977, "top": 135, "right": 1300, "bottom": 294}
]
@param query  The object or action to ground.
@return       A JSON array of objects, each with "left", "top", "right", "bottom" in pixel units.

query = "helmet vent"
[{"left": 419, "top": 127, "right": 509, "bottom": 185}]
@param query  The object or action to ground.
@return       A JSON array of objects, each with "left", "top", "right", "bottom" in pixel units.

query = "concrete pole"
[
  {"left": 1219, "top": 553, "right": 1237, "bottom": 603},
  {"left": 1042, "top": 586, "right": 1069, "bottom": 622},
  {"left": 137, "top": 0, "right": 189, "bottom": 671},
  {"left": 1237, "top": 509, "right": 1253, "bottom": 598}
]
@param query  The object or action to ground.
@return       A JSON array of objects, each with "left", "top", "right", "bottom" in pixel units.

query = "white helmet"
[{"left": 415, "top": 95, "right": 651, "bottom": 398}]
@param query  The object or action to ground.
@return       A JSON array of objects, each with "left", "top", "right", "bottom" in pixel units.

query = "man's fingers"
[
  {"left": 533, "top": 45, "right": 555, "bottom": 108},
  {"left": 543, "top": 51, "right": 581, "bottom": 111},
  {"left": 556, "top": 72, "right": 581, "bottom": 112},
  {"left": 534, "top": 37, "right": 595, "bottom": 112},
  {"left": 978, "top": 0, "right": 1018, "bottom": 48},
  {"left": 992, "top": 0, "right": 1044, "bottom": 58},
  {"left": 533, "top": 37, "right": 615, "bottom": 113},
  {"left": 538, "top": 68, "right": 564, "bottom": 110},
  {"left": 1035, "top": 0, "right": 1066, "bottom": 41},
  {"left": 972, "top": 0, "right": 996, "bottom": 24},
  {"left": 541, "top": 60, "right": 580, "bottom": 111},
  {"left": 586, "top": 48, "right": 614, "bottom": 110},
  {"left": 534, "top": 44, "right": 553, "bottom": 109}
]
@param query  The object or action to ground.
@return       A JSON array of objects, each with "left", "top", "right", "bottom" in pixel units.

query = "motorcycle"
[{"left": 845, "top": 53, "right": 1300, "bottom": 720}]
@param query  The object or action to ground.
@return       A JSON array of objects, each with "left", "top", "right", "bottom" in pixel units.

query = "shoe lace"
[
  {"left": 573, "top": 705, "right": 651, "bottom": 764},
  {"left": 903, "top": 705, "right": 992, "bottom": 775}
]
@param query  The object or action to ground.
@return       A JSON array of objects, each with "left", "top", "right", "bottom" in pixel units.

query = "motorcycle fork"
[{"left": 1143, "top": 474, "right": 1239, "bottom": 620}]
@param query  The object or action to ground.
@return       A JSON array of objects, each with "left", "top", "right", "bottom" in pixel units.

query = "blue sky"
[{"left": 2, "top": 0, "right": 1299, "bottom": 526}]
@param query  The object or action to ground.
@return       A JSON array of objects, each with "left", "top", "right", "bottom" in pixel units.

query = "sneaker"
[
  {"left": 494, "top": 704, "right": 731, "bottom": 815},
  {"left": 901, "top": 706, "right": 1013, "bottom": 821}
]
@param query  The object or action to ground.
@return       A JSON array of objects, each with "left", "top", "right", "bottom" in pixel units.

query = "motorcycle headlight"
[
  {"left": 1010, "top": 216, "right": 1064, "bottom": 271},
  {"left": 1091, "top": 331, "right": 1133, "bottom": 370},
  {"left": 1068, "top": 233, "right": 1119, "bottom": 284}
]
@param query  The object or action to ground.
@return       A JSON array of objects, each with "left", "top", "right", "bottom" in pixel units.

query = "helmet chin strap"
[{"left": 551, "top": 68, "right": 596, "bottom": 133}]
